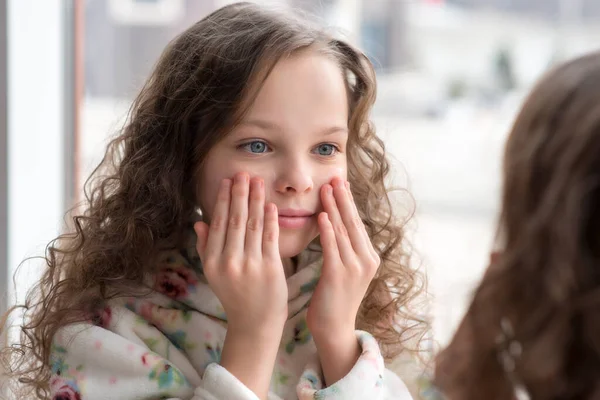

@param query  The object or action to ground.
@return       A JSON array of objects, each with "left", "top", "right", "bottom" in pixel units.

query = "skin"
[
  {"left": 197, "top": 49, "right": 349, "bottom": 259},
  {"left": 194, "top": 50, "right": 380, "bottom": 398}
]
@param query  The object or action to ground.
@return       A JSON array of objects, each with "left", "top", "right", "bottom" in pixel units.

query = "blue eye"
[
  {"left": 241, "top": 140, "right": 269, "bottom": 154},
  {"left": 314, "top": 144, "right": 337, "bottom": 156}
]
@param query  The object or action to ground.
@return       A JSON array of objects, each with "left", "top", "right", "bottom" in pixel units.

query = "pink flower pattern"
[
  {"left": 90, "top": 306, "right": 112, "bottom": 329},
  {"left": 154, "top": 265, "right": 198, "bottom": 299},
  {"left": 50, "top": 376, "right": 82, "bottom": 400}
]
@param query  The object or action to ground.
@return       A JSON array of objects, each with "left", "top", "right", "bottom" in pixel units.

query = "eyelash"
[{"left": 238, "top": 140, "right": 341, "bottom": 156}]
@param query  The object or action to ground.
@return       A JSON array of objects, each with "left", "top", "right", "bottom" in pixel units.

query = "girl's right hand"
[
  {"left": 194, "top": 172, "right": 288, "bottom": 336},
  {"left": 194, "top": 173, "right": 287, "bottom": 398}
]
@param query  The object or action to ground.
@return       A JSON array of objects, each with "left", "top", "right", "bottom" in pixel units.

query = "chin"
[
  {"left": 278, "top": 230, "right": 317, "bottom": 258},
  {"left": 278, "top": 241, "right": 308, "bottom": 258}
]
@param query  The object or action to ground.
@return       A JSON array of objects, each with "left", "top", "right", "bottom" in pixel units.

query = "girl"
[
  {"left": 435, "top": 51, "right": 600, "bottom": 400},
  {"left": 1, "top": 2, "right": 424, "bottom": 399}
]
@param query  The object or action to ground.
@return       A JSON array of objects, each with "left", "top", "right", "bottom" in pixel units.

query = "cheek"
[
  {"left": 196, "top": 176, "right": 221, "bottom": 218},
  {"left": 316, "top": 166, "right": 347, "bottom": 187},
  {"left": 311, "top": 166, "right": 347, "bottom": 207},
  {"left": 197, "top": 165, "right": 266, "bottom": 217},
  {"left": 196, "top": 161, "right": 237, "bottom": 217}
]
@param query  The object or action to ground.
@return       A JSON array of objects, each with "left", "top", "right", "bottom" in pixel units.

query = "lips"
[
  {"left": 277, "top": 208, "right": 314, "bottom": 217},
  {"left": 277, "top": 208, "right": 315, "bottom": 229}
]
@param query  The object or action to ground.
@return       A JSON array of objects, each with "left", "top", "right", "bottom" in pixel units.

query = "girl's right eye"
[{"left": 240, "top": 140, "right": 270, "bottom": 154}]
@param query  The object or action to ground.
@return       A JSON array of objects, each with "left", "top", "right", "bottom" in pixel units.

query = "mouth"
[{"left": 277, "top": 208, "right": 315, "bottom": 229}]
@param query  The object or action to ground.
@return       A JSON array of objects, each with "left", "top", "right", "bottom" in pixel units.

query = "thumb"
[{"left": 194, "top": 221, "right": 209, "bottom": 260}]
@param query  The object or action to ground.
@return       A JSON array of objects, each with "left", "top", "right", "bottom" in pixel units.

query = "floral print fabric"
[{"left": 49, "top": 222, "right": 412, "bottom": 399}]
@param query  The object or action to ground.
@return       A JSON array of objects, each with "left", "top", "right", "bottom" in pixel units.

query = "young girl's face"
[{"left": 197, "top": 50, "right": 349, "bottom": 258}]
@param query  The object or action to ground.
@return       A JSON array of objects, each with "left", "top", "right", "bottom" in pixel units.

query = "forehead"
[{"left": 242, "top": 51, "right": 349, "bottom": 128}]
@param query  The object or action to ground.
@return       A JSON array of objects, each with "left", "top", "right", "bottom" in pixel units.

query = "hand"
[
  {"left": 194, "top": 172, "right": 288, "bottom": 332},
  {"left": 194, "top": 172, "right": 288, "bottom": 398},
  {"left": 307, "top": 177, "right": 380, "bottom": 385},
  {"left": 308, "top": 176, "right": 379, "bottom": 337}
]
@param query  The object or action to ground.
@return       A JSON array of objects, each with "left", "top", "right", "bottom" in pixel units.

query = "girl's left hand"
[{"left": 307, "top": 176, "right": 380, "bottom": 342}]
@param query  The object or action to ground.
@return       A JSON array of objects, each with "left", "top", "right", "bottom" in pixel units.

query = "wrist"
[
  {"left": 312, "top": 322, "right": 355, "bottom": 345},
  {"left": 313, "top": 328, "right": 361, "bottom": 387},
  {"left": 220, "top": 326, "right": 284, "bottom": 399},
  {"left": 313, "top": 328, "right": 357, "bottom": 354},
  {"left": 228, "top": 319, "right": 285, "bottom": 341},
  {"left": 225, "top": 324, "right": 284, "bottom": 353}
]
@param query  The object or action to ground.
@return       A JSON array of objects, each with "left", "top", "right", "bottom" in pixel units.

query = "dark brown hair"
[
  {"left": 1, "top": 2, "right": 425, "bottom": 398},
  {"left": 435, "top": 51, "right": 600, "bottom": 399}
]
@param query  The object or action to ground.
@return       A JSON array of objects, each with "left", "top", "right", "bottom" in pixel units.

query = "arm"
[
  {"left": 51, "top": 318, "right": 273, "bottom": 400},
  {"left": 193, "top": 176, "right": 288, "bottom": 399},
  {"left": 216, "top": 328, "right": 282, "bottom": 399},
  {"left": 313, "top": 328, "right": 361, "bottom": 386},
  {"left": 307, "top": 178, "right": 383, "bottom": 388},
  {"left": 298, "top": 331, "right": 413, "bottom": 400}
]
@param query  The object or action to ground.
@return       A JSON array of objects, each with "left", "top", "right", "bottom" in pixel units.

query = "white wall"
[
  {"left": 0, "top": 0, "right": 7, "bottom": 358},
  {"left": 7, "top": 0, "right": 66, "bottom": 321}
]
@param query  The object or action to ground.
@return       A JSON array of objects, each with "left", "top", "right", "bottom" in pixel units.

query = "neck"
[{"left": 282, "top": 257, "right": 297, "bottom": 278}]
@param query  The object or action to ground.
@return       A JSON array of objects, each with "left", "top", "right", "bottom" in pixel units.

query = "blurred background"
[{"left": 2, "top": 0, "right": 600, "bottom": 358}]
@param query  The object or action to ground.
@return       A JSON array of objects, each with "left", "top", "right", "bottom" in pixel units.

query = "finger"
[
  {"left": 205, "top": 178, "right": 232, "bottom": 259},
  {"left": 346, "top": 181, "right": 379, "bottom": 261},
  {"left": 320, "top": 182, "right": 355, "bottom": 265},
  {"left": 332, "top": 179, "right": 372, "bottom": 258},
  {"left": 318, "top": 212, "right": 341, "bottom": 277},
  {"left": 245, "top": 177, "right": 265, "bottom": 257},
  {"left": 224, "top": 172, "right": 250, "bottom": 258},
  {"left": 194, "top": 221, "right": 209, "bottom": 260},
  {"left": 262, "top": 203, "right": 280, "bottom": 260}
]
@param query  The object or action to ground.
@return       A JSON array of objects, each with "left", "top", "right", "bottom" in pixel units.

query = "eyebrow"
[{"left": 240, "top": 119, "right": 348, "bottom": 136}]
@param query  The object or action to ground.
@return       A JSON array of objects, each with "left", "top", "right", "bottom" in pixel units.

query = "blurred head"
[
  {"left": 3, "top": 2, "right": 427, "bottom": 396},
  {"left": 435, "top": 52, "right": 600, "bottom": 400}
]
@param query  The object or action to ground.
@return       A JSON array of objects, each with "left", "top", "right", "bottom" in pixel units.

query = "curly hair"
[
  {"left": 435, "top": 51, "right": 600, "bottom": 400},
  {"left": 1, "top": 2, "right": 426, "bottom": 398}
]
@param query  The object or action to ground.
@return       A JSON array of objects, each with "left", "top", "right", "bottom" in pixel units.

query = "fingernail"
[
  {"left": 345, "top": 181, "right": 350, "bottom": 190},
  {"left": 222, "top": 179, "right": 231, "bottom": 188},
  {"left": 326, "top": 185, "right": 333, "bottom": 195}
]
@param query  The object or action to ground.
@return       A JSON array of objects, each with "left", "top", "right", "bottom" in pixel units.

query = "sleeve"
[
  {"left": 296, "top": 330, "right": 413, "bottom": 400},
  {"left": 190, "top": 363, "right": 260, "bottom": 400},
  {"left": 50, "top": 322, "right": 262, "bottom": 400}
]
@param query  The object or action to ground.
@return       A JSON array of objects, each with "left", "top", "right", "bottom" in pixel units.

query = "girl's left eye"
[
  {"left": 240, "top": 140, "right": 270, "bottom": 153},
  {"left": 313, "top": 144, "right": 338, "bottom": 156}
]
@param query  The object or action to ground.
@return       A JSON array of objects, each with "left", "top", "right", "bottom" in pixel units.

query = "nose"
[{"left": 274, "top": 158, "right": 313, "bottom": 195}]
